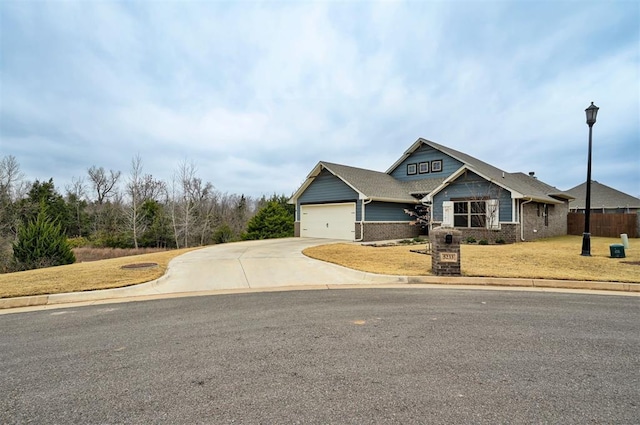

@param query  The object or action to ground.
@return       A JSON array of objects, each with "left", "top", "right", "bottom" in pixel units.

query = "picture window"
[{"left": 454, "top": 200, "right": 487, "bottom": 228}]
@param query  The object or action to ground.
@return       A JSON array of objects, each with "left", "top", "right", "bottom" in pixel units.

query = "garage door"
[{"left": 300, "top": 203, "right": 356, "bottom": 240}]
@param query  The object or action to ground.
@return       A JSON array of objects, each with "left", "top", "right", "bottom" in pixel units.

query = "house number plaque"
[{"left": 440, "top": 252, "right": 458, "bottom": 263}]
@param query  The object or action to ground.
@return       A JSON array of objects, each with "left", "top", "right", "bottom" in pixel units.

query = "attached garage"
[{"left": 300, "top": 203, "right": 356, "bottom": 240}]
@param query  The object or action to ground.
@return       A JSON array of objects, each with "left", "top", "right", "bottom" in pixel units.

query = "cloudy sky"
[{"left": 1, "top": 0, "right": 638, "bottom": 200}]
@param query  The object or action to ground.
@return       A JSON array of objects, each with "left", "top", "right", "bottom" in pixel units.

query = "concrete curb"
[
  {"left": 405, "top": 276, "right": 640, "bottom": 293},
  {"left": 1, "top": 275, "right": 638, "bottom": 311}
]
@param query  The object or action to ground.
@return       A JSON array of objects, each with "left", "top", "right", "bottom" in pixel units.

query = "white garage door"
[{"left": 300, "top": 203, "right": 356, "bottom": 240}]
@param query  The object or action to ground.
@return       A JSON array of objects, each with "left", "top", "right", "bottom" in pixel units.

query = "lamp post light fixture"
[{"left": 581, "top": 101, "right": 599, "bottom": 256}]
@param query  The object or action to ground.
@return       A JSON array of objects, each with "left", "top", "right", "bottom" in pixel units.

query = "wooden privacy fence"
[{"left": 567, "top": 212, "right": 638, "bottom": 238}]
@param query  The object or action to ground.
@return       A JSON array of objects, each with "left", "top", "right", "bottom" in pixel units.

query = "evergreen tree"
[
  {"left": 12, "top": 207, "right": 76, "bottom": 270},
  {"left": 242, "top": 201, "right": 294, "bottom": 240},
  {"left": 18, "top": 179, "right": 71, "bottom": 235}
]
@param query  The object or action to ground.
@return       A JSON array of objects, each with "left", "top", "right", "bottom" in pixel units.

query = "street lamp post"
[{"left": 581, "top": 102, "right": 599, "bottom": 256}]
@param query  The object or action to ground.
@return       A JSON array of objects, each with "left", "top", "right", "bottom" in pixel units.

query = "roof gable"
[
  {"left": 566, "top": 181, "right": 640, "bottom": 209},
  {"left": 291, "top": 137, "right": 574, "bottom": 206},
  {"left": 392, "top": 138, "right": 573, "bottom": 204},
  {"left": 289, "top": 161, "right": 425, "bottom": 204}
]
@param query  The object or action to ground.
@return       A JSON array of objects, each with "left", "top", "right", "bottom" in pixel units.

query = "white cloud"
[{"left": 1, "top": 0, "right": 638, "bottom": 198}]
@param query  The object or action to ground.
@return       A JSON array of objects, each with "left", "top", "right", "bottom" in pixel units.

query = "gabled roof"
[
  {"left": 395, "top": 138, "right": 573, "bottom": 204},
  {"left": 291, "top": 137, "right": 575, "bottom": 206},
  {"left": 566, "top": 181, "right": 640, "bottom": 209},
  {"left": 508, "top": 172, "right": 574, "bottom": 203},
  {"left": 289, "top": 161, "right": 427, "bottom": 204}
]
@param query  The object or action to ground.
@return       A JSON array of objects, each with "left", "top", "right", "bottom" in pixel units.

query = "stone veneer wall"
[{"left": 361, "top": 222, "right": 420, "bottom": 242}]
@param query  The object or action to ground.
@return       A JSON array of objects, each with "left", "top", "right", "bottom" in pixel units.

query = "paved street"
[{"left": 1, "top": 288, "right": 638, "bottom": 424}]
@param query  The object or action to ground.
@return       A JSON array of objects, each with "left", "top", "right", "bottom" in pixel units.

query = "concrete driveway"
[
  {"left": 153, "top": 237, "right": 404, "bottom": 292},
  {"left": 6, "top": 238, "right": 636, "bottom": 311},
  {"left": 43, "top": 238, "right": 406, "bottom": 305}
]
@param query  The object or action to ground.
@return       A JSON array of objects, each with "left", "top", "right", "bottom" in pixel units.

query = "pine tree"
[
  {"left": 242, "top": 201, "right": 294, "bottom": 240},
  {"left": 12, "top": 207, "right": 76, "bottom": 270}
]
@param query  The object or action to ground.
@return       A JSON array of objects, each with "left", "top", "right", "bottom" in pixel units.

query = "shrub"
[
  {"left": 0, "top": 243, "right": 12, "bottom": 274},
  {"left": 495, "top": 238, "right": 506, "bottom": 244},
  {"left": 92, "top": 232, "right": 135, "bottom": 249},
  {"left": 242, "top": 201, "right": 294, "bottom": 240},
  {"left": 465, "top": 236, "right": 477, "bottom": 244},
  {"left": 67, "top": 236, "right": 90, "bottom": 248},
  {"left": 478, "top": 239, "right": 489, "bottom": 245},
  {"left": 213, "top": 224, "right": 234, "bottom": 244},
  {"left": 12, "top": 209, "right": 76, "bottom": 271}
]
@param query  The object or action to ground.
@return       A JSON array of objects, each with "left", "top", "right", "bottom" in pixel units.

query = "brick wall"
[
  {"left": 432, "top": 200, "right": 569, "bottom": 243},
  {"left": 430, "top": 228, "right": 462, "bottom": 276},
  {"left": 361, "top": 222, "right": 420, "bottom": 242},
  {"left": 431, "top": 222, "right": 518, "bottom": 243},
  {"left": 454, "top": 224, "right": 518, "bottom": 243},
  {"left": 521, "top": 201, "right": 568, "bottom": 241}
]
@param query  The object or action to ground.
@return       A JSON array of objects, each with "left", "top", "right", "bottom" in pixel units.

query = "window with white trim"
[{"left": 443, "top": 199, "right": 499, "bottom": 229}]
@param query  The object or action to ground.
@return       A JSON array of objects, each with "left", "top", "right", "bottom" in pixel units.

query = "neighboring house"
[
  {"left": 289, "top": 138, "right": 574, "bottom": 242},
  {"left": 566, "top": 181, "right": 640, "bottom": 214}
]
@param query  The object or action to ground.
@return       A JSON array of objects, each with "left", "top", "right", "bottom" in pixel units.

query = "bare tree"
[
  {"left": 169, "top": 160, "right": 215, "bottom": 248},
  {"left": 139, "top": 174, "right": 166, "bottom": 202},
  {"left": 65, "top": 176, "right": 88, "bottom": 237},
  {"left": 0, "top": 155, "right": 25, "bottom": 270},
  {"left": 125, "top": 155, "right": 167, "bottom": 249},
  {"left": 87, "top": 166, "right": 121, "bottom": 205},
  {"left": 0, "top": 155, "right": 24, "bottom": 201},
  {"left": 87, "top": 165, "right": 122, "bottom": 236},
  {"left": 126, "top": 155, "right": 144, "bottom": 249}
]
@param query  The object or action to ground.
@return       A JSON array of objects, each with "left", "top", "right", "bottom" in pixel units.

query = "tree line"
[{"left": 0, "top": 155, "right": 294, "bottom": 272}]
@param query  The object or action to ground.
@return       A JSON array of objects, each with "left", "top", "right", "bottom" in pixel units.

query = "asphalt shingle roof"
[
  {"left": 319, "top": 162, "right": 425, "bottom": 203},
  {"left": 292, "top": 138, "right": 576, "bottom": 205},
  {"left": 422, "top": 139, "right": 574, "bottom": 204},
  {"left": 566, "top": 181, "right": 640, "bottom": 209}
]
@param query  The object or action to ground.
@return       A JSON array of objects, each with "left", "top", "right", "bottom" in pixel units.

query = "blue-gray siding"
[
  {"left": 390, "top": 144, "right": 464, "bottom": 182},
  {"left": 432, "top": 170, "right": 513, "bottom": 222},
  {"left": 365, "top": 201, "right": 416, "bottom": 222},
  {"left": 297, "top": 169, "right": 362, "bottom": 221}
]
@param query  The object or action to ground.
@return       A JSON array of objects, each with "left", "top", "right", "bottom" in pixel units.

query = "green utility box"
[{"left": 609, "top": 244, "right": 625, "bottom": 258}]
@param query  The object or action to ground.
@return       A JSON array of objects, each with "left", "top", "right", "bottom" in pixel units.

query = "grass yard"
[
  {"left": 303, "top": 235, "right": 640, "bottom": 283},
  {"left": 73, "top": 247, "right": 168, "bottom": 262},
  {"left": 1, "top": 235, "right": 638, "bottom": 300},
  {"left": 0, "top": 247, "right": 198, "bottom": 298}
]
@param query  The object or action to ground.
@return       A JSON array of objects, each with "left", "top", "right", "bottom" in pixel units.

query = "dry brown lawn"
[
  {"left": 0, "top": 247, "right": 199, "bottom": 298},
  {"left": 73, "top": 247, "right": 168, "bottom": 262},
  {"left": 303, "top": 236, "right": 640, "bottom": 283},
  {"left": 1, "top": 236, "right": 638, "bottom": 300}
]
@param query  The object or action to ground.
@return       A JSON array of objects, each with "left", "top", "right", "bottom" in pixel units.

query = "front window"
[{"left": 454, "top": 201, "right": 487, "bottom": 228}]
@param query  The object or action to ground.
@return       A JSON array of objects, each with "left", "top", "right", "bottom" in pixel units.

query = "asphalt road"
[{"left": 1, "top": 288, "right": 638, "bottom": 424}]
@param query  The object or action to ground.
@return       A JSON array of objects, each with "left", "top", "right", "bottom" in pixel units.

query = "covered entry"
[{"left": 300, "top": 203, "right": 356, "bottom": 240}]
